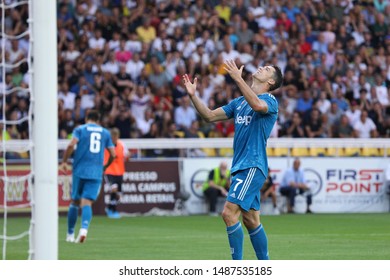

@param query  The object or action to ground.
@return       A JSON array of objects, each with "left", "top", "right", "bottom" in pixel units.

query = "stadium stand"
[{"left": 2, "top": 0, "right": 390, "bottom": 159}]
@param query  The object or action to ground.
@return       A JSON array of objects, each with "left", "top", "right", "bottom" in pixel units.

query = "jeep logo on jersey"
[{"left": 236, "top": 115, "right": 252, "bottom": 125}]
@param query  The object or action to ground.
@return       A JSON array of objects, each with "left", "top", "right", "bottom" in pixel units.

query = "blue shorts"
[
  {"left": 227, "top": 168, "right": 266, "bottom": 212},
  {"left": 72, "top": 175, "right": 102, "bottom": 201}
]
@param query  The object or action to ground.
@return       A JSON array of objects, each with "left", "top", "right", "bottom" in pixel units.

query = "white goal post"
[{"left": 31, "top": 0, "right": 58, "bottom": 260}]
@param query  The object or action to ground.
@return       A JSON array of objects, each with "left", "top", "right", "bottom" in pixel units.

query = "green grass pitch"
[{"left": 2, "top": 213, "right": 390, "bottom": 260}]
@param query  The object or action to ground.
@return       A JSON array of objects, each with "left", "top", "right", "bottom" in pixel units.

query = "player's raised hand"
[
  {"left": 224, "top": 59, "right": 244, "bottom": 81},
  {"left": 182, "top": 74, "right": 198, "bottom": 97}
]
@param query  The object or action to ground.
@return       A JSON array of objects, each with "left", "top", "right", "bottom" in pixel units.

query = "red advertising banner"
[
  {"left": 1, "top": 161, "right": 181, "bottom": 215},
  {"left": 94, "top": 161, "right": 181, "bottom": 215},
  {"left": 0, "top": 163, "right": 71, "bottom": 212}
]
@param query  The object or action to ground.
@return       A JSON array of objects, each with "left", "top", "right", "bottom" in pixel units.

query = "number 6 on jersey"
[{"left": 90, "top": 132, "right": 101, "bottom": 153}]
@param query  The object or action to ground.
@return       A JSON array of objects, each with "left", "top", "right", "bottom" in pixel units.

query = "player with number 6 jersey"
[
  {"left": 71, "top": 121, "right": 113, "bottom": 181},
  {"left": 61, "top": 110, "right": 115, "bottom": 244}
]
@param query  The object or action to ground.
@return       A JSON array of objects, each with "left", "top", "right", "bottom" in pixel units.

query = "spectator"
[
  {"left": 147, "top": 59, "right": 170, "bottom": 90},
  {"left": 236, "top": 20, "right": 255, "bottom": 47},
  {"left": 373, "top": 74, "right": 389, "bottom": 109},
  {"left": 203, "top": 161, "right": 230, "bottom": 216},
  {"left": 284, "top": 111, "right": 305, "bottom": 138},
  {"left": 136, "top": 16, "right": 156, "bottom": 44},
  {"left": 358, "top": 89, "right": 373, "bottom": 112},
  {"left": 257, "top": 9, "right": 276, "bottom": 33},
  {"left": 231, "top": 0, "right": 247, "bottom": 19},
  {"left": 312, "top": 33, "right": 328, "bottom": 55},
  {"left": 296, "top": 89, "right": 313, "bottom": 115},
  {"left": 58, "top": 81, "right": 77, "bottom": 110},
  {"left": 260, "top": 168, "right": 280, "bottom": 215},
  {"left": 176, "top": 34, "right": 197, "bottom": 59},
  {"left": 129, "top": 83, "right": 152, "bottom": 123},
  {"left": 353, "top": 109, "right": 378, "bottom": 138},
  {"left": 316, "top": 91, "right": 331, "bottom": 114},
  {"left": 321, "top": 22, "right": 336, "bottom": 45},
  {"left": 369, "top": 101, "right": 385, "bottom": 132},
  {"left": 331, "top": 87, "right": 349, "bottom": 111},
  {"left": 88, "top": 28, "right": 106, "bottom": 52},
  {"left": 215, "top": 0, "right": 231, "bottom": 24},
  {"left": 174, "top": 96, "right": 197, "bottom": 131},
  {"left": 282, "top": 0, "right": 301, "bottom": 23},
  {"left": 248, "top": 0, "right": 265, "bottom": 20},
  {"left": 144, "top": 122, "right": 164, "bottom": 157},
  {"left": 5, "top": 0, "right": 390, "bottom": 144},
  {"left": 115, "top": 39, "right": 132, "bottom": 63},
  {"left": 345, "top": 100, "right": 362, "bottom": 126},
  {"left": 7, "top": 40, "right": 25, "bottom": 65},
  {"left": 125, "top": 52, "right": 145, "bottom": 82},
  {"left": 109, "top": 97, "right": 136, "bottom": 139},
  {"left": 161, "top": 121, "right": 181, "bottom": 157},
  {"left": 332, "top": 114, "right": 354, "bottom": 138},
  {"left": 102, "top": 52, "right": 120, "bottom": 75},
  {"left": 59, "top": 109, "right": 75, "bottom": 137},
  {"left": 279, "top": 158, "right": 312, "bottom": 214},
  {"left": 136, "top": 108, "right": 155, "bottom": 137},
  {"left": 304, "top": 108, "right": 324, "bottom": 138},
  {"left": 325, "top": 101, "right": 343, "bottom": 135},
  {"left": 62, "top": 40, "right": 80, "bottom": 62},
  {"left": 379, "top": 115, "right": 390, "bottom": 138}
]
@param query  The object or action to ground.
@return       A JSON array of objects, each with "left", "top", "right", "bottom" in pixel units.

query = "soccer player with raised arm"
[
  {"left": 183, "top": 60, "right": 283, "bottom": 260},
  {"left": 61, "top": 110, "right": 116, "bottom": 243}
]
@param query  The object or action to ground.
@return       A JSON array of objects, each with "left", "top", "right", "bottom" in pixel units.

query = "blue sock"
[
  {"left": 67, "top": 204, "right": 79, "bottom": 234},
  {"left": 249, "top": 224, "right": 269, "bottom": 260},
  {"left": 226, "top": 222, "right": 244, "bottom": 260},
  {"left": 81, "top": 205, "right": 92, "bottom": 230}
]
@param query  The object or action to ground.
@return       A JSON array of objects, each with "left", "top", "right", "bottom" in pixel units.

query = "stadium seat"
[
  {"left": 309, "top": 147, "right": 326, "bottom": 157},
  {"left": 325, "top": 147, "right": 342, "bottom": 157},
  {"left": 17, "top": 151, "right": 30, "bottom": 159},
  {"left": 361, "top": 147, "right": 380, "bottom": 157},
  {"left": 174, "top": 131, "right": 185, "bottom": 138},
  {"left": 379, "top": 148, "right": 390, "bottom": 157},
  {"left": 219, "top": 147, "right": 234, "bottom": 157},
  {"left": 197, "top": 132, "right": 217, "bottom": 157},
  {"left": 267, "top": 147, "right": 274, "bottom": 156},
  {"left": 343, "top": 147, "right": 361, "bottom": 157},
  {"left": 273, "top": 147, "right": 289, "bottom": 157},
  {"left": 291, "top": 147, "right": 309, "bottom": 157}
]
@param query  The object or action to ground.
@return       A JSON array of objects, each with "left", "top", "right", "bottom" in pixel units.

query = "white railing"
[{"left": 1, "top": 138, "right": 390, "bottom": 156}]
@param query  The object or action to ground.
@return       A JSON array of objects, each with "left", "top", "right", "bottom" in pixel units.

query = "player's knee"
[
  {"left": 242, "top": 215, "right": 256, "bottom": 229},
  {"left": 242, "top": 212, "right": 260, "bottom": 229},
  {"left": 221, "top": 204, "right": 239, "bottom": 226},
  {"left": 221, "top": 208, "right": 232, "bottom": 225},
  {"left": 71, "top": 200, "right": 80, "bottom": 207}
]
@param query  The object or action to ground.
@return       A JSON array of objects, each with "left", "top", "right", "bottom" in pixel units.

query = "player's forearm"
[
  {"left": 289, "top": 181, "right": 297, "bottom": 188},
  {"left": 209, "top": 181, "right": 224, "bottom": 190},
  {"left": 234, "top": 78, "right": 267, "bottom": 112},
  {"left": 189, "top": 94, "right": 214, "bottom": 122},
  {"left": 62, "top": 145, "right": 74, "bottom": 164},
  {"left": 104, "top": 155, "right": 114, "bottom": 171}
]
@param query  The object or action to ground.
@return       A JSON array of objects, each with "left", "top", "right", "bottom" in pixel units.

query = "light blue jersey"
[
  {"left": 222, "top": 93, "right": 278, "bottom": 176},
  {"left": 72, "top": 123, "right": 114, "bottom": 180}
]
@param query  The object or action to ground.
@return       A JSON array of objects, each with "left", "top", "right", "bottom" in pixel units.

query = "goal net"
[{"left": 0, "top": 0, "right": 57, "bottom": 260}]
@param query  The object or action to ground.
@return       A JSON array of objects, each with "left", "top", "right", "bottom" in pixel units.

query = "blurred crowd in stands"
[{"left": 1, "top": 0, "right": 390, "bottom": 151}]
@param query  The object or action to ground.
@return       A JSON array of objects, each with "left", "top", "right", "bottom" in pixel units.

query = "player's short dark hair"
[
  {"left": 86, "top": 110, "right": 100, "bottom": 122},
  {"left": 269, "top": 65, "right": 283, "bottom": 92}
]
